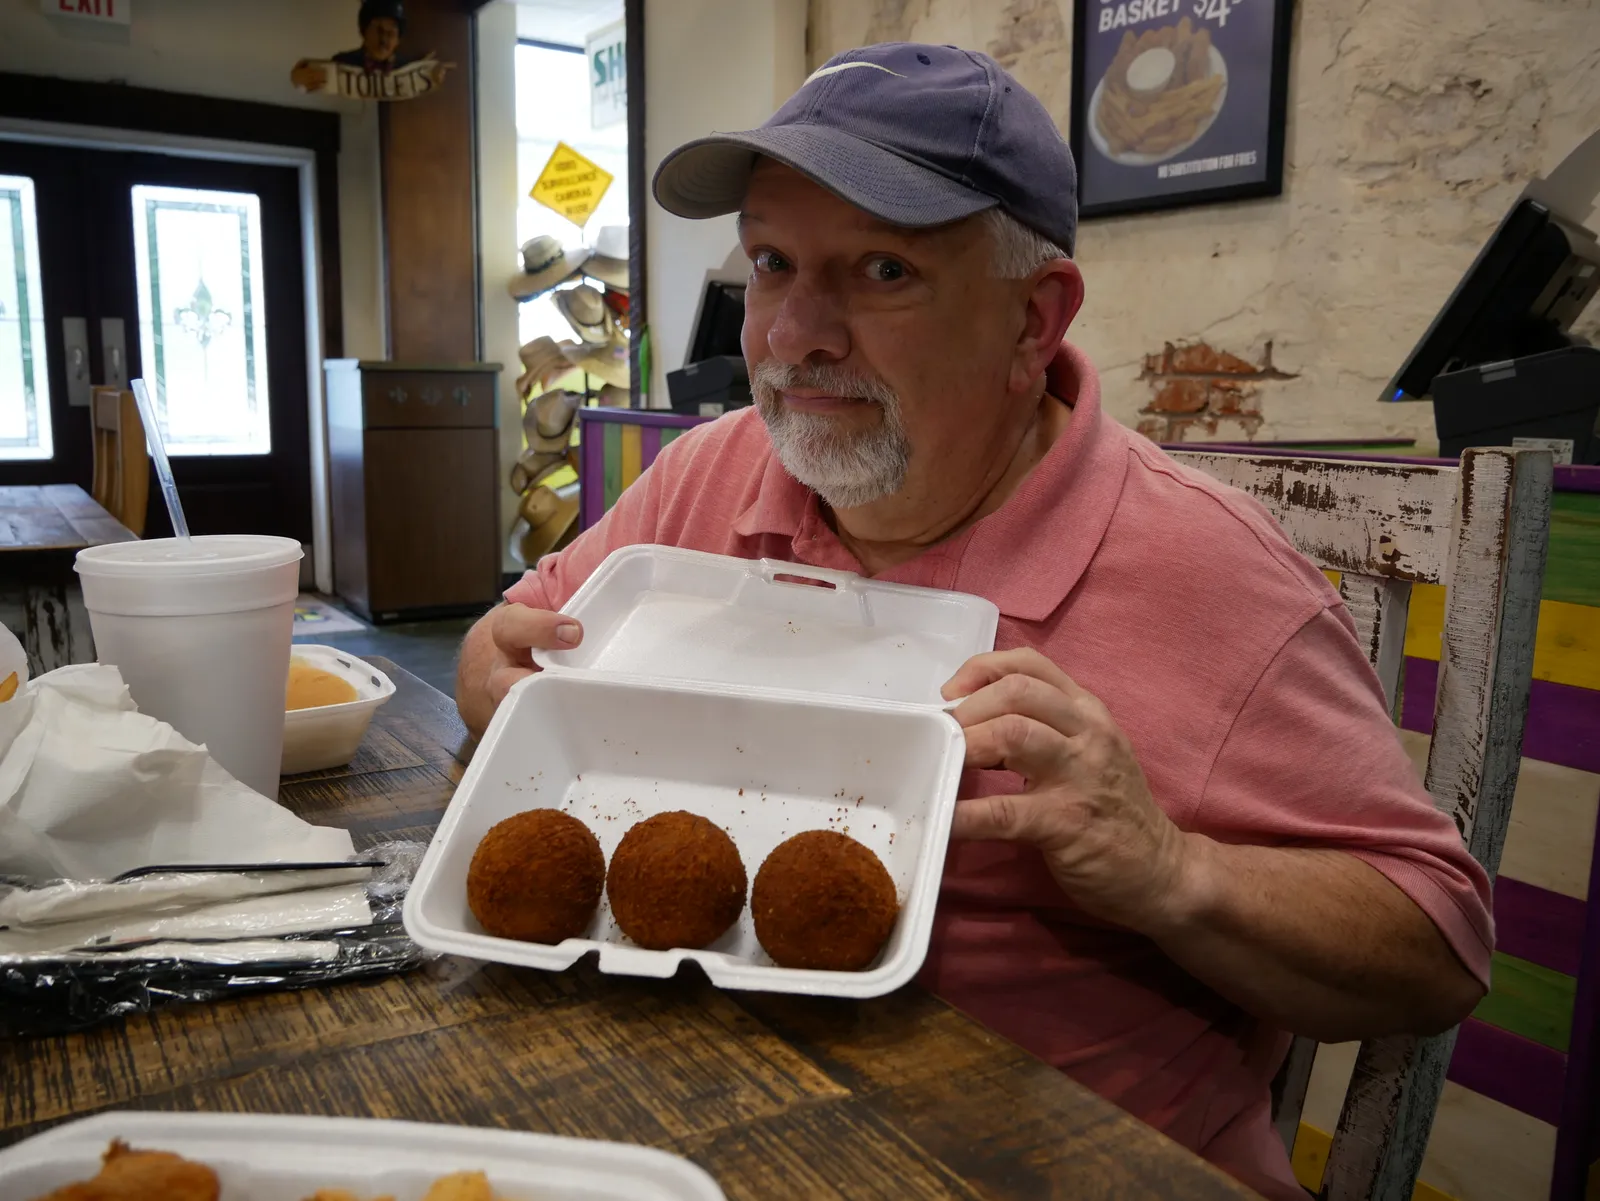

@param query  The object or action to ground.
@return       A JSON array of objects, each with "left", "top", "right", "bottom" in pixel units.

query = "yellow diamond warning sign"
[{"left": 530, "top": 142, "right": 613, "bottom": 228}]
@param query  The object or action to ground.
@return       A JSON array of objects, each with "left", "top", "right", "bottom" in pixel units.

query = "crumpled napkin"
[{"left": 0, "top": 658, "right": 353, "bottom": 884}]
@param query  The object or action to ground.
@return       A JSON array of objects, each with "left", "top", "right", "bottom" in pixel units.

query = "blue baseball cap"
[{"left": 653, "top": 42, "right": 1078, "bottom": 256}]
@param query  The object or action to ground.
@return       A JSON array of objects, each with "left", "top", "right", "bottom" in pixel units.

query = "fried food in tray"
[
  {"left": 1095, "top": 17, "right": 1226, "bottom": 159},
  {"left": 306, "top": 1170, "right": 498, "bottom": 1201},
  {"left": 28, "top": 1141, "right": 506, "bottom": 1201},
  {"left": 29, "top": 1139, "right": 219, "bottom": 1201}
]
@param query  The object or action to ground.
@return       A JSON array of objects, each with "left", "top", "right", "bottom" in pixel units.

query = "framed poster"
[{"left": 1070, "top": 0, "right": 1293, "bottom": 219}]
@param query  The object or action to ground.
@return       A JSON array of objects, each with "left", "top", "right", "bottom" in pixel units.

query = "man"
[
  {"left": 332, "top": 0, "right": 409, "bottom": 72},
  {"left": 458, "top": 44, "right": 1489, "bottom": 1199}
]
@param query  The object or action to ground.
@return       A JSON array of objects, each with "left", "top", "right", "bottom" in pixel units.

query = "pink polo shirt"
[{"left": 505, "top": 343, "right": 1492, "bottom": 1200}]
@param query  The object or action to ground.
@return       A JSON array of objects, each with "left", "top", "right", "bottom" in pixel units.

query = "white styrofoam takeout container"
[
  {"left": 281, "top": 644, "right": 396, "bottom": 775},
  {"left": 404, "top": 545, "right": 999, "bottom": 998},
  {"left": 0, "top": 1110, "right": 724, "bottom": 1201}
]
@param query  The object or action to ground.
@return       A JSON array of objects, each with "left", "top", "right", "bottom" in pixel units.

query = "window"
[
  {"left": 0, "top": 174, "right": 53, "bottom": 462},
  {"left": 131, "top": 184, "right": 271, "bottom": 456},
  {"left": 515, "top": 41, "right": 630, "bottom": 347}
]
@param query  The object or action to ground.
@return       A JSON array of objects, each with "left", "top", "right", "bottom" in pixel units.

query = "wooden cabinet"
[{"left": 326, "top": 360, "right": 501, "bottom": 622}]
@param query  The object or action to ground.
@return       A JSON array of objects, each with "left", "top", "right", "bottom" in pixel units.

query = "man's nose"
[{"left": 765, "top": 275, "right": 850, "bottom": 365}]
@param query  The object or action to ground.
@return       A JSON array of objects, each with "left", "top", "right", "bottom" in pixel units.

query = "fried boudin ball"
[
  {"left": 606, "top": 811, "right": 746, "bottom": 950},
  {"left": 467, "top": 809, "right": 604, "bottom": 944},
  {"left": 752, "top": 831, "right": 898, "bottom": 971},
  {"left": 32, "top": 1139, "right": 220, "bottom": 1201}
]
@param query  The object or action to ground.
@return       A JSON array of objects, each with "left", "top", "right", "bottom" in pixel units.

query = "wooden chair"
[
  {"left": 1169, "top": 445, "right": 1553, "bottom": 1201},
  {"left": 90, "top": 386, "right": 149, "bottom": 536}
]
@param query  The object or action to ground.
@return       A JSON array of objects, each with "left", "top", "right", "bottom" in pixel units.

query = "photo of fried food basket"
[{"left": 1089, "top": 17, "right": 1229, "bottom": 167}]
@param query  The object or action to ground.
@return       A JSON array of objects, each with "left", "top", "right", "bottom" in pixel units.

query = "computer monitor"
[
  {"left": 686, "top": 280, "right": 746, "bottom": 365},
  {"left": 1383, "top": 197, "right": 1600, "bottom": 402}
]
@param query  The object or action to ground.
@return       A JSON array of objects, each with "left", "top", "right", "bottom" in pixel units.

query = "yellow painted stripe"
[
  {"left": 1293, "top": 1123, "right": 1459, "bottom": 1200},
  {"left": 1291, "top": 1121, "right": 1330, "bottom": 1192},
  {"left": 619, "top": 421, "right": 642, "bottom": 490},
  {"left": 1404, "top": 583, "right": 1600, "bottom": 691},
  {"left": 1397, "top": 729, "right": 1599, "bottom": 901}
]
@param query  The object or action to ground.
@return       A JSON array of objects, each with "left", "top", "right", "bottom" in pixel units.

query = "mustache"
[{"left": 750, "top": 360, "right": 899, "bottom": 407}]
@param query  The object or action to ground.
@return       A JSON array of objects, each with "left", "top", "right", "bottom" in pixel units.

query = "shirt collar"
[
  {"left": 731, "top": 341, "right": 1130, "bottom": 621},
  {"left": 956, "top": 341, "right": 1129, "bottom": 621},
  {"left": 732, "top": 446, "right": 812, "bottom": 539}
]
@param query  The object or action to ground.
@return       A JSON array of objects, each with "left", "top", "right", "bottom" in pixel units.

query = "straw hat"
[
  {"left": 596, "top": 383, "right": 630, "bottom": 408},
  {"left": 508, "top": 235, "right": 588, "bottom": 302},
  {"left": 583, "top": 224, "right": 629, "bottom": 291},
  {"left": 523, "top": 388, "right": 581, "bottom": 448},
  {"left": 514, "top": 336, "right": 575, "bottom": 399},
  {"left": 553, "top": 283, "right": 615, "bottom": 346},
  {"left": 562, "top": 335, "right": 631, "bottom": 389},
  {"left": 510, "top": 447, "right": 574, "bottom": 496}
]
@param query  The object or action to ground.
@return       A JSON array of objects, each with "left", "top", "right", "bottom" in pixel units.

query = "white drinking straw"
[{"left": 129, "top": 377, "right": 190, "bottom": 542}]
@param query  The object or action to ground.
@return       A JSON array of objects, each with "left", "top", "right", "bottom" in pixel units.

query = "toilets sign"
[
  {"left": 587, "top": 19, "right": 626, "bottom": 129},
  {"left": 42, "top": 0, "right": 130, "bottom": 23}
]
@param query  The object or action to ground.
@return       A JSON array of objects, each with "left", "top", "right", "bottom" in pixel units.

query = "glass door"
[
  {"left": 132, "top": 184, "right": 274, "bottom": 459},
  {"left": 0, "top": 174, "right": 53, "bottom": 462},
  {"left": 0, "top": 140, "right": 312, "bottom": 544}
]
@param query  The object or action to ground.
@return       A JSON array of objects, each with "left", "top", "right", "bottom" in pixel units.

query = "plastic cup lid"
[{"left": 75, "top": 535, "right": 304, "bottom": 578}]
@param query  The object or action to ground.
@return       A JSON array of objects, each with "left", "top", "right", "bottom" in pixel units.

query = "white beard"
[{"left": 750, "top": 360, "right": 911, "bottom": 510}]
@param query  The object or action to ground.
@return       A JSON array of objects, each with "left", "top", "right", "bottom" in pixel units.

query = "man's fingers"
[
  {"left": 950, "top": 794, "right": 1042, "bottom": 842},
  {"left": 961, "top": 713, "right": 1073, "bottom": 782},
  {"left": 487, "top": 664, "right": 536, "bottom": 706},
  {"left": 942, "top": 648, "right": 1083, "bottom": 703},
  {"left": 950, "top": 671, "right": 1093, "bottom": 738},
  {"left": 491, "top": 603, "right": 582, "bottom": 660}
]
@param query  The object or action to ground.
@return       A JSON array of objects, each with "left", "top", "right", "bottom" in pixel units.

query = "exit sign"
[{"left": 43, "top": 0, "right": 130, "bottom": 24}]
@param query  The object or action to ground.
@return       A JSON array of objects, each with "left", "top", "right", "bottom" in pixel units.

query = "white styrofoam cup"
[{"left": 74, "top": 535, "right": 304, "bottom": 799}]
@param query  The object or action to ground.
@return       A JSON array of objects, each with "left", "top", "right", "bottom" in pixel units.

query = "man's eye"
[
  {"left": 865, "top": 257, "right": 907, "bottom": 282},
  {"left": 753, "top": 250, "right": 790, "bottom": 274}
]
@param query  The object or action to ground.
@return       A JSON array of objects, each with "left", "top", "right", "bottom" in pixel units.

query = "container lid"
[
  {"left": 75, "top": 535, "right": 304, "bottom": 578},
  {"left": 534, "top": 546, "right": 999, "bottom": 707}
]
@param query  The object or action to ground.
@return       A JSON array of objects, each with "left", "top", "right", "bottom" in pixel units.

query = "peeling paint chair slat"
[{"left": 1169, "top": 447, "right": 1553, "bottom": 1201}]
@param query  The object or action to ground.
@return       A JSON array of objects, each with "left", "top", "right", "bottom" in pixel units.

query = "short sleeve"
[{"left": 1197, "top": 606, "right": 1493, "bottom": 987}]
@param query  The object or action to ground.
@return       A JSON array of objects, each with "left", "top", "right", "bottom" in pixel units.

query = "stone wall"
[{"left": 807, "top": 0, "right": 1600, "bottom": 447}]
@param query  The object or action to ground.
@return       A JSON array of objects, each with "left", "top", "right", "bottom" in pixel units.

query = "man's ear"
[{"left": 1010, "top": 260, "right": 1084, "bottom": 395}]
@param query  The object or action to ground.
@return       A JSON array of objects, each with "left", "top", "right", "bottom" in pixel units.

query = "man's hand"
[
  {"left": 943, "top": 648, "right": 1192, "bottom": 934},
  {"left": 942, "top": 648, "right": 1484, "bottom": 1040},
  {"left": 457, "top": 603, "right": 582, "bottom": 738}
]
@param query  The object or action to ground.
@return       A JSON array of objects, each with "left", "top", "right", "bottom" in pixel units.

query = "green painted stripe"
[
  {"left": 602, "top": 420, "right": 623, "bottom": 512},
  {"left": 1472, "top": 951, "right": 1576, "bottom": 1052},
  {"left": 659, "top": 427, "right": 683, "bottom": 449},
  {"left": 1546, "top": 492, "right": 1600, "bottom": 610}
]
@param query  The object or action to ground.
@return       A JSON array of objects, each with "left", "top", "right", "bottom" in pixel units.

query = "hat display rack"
[
  {"left": 505, "top": 226, "right": 632, "bottom": 567},
  {"left": 507, "top": 224, "right": 632, "bottom": 408}
]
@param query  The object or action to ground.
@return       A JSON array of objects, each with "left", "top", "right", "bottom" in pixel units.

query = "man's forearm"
[
  {"left": 456, "top": 608, "right": 500, "bottom": 738},
  {"left": 1148, "top": 838, "right": 1485, "bottom": 1043}
]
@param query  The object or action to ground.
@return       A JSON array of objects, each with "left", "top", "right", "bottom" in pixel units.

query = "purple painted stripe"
[
  {"left": 1448, "top": 1017, "right": 1566, "bottom": 1126},
  {"left": 580, "top": 409, "right": 707, "bottom": 430},
  {"left": 1553, "top": 820, "right": 1600, "bottom": 1191},
  {"left": 580, "top": 420, "right": 606, "bottom": 532},
  {"left": 1168, "top": 443, "right": 1600, "bottom": 493},
  {"left": 1401, "top": 657, "right": 1600, "bottom": 775},
  {"left": 1495, "top": 878, "right": 1588, "bottom": 978},
  {"left": 640, "top": 426, "right": 663, "bottom": 472}
]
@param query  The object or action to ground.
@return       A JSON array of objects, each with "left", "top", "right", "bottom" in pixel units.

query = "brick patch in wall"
[{"left": 1136, "top": 341, "right": 1298, "bottom": 443}]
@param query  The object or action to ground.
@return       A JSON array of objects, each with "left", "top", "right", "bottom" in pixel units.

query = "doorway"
[{"left": 0, "top": 139, "right": 313, "bottom": 544}]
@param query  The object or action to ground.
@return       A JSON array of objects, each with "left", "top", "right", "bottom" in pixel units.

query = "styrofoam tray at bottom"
[
  {"left": 404, "top": 671, "right": 965, "bottom": 998},
  {"left": 0, "top": 1111, "right": 724, "bottom": 1201}
]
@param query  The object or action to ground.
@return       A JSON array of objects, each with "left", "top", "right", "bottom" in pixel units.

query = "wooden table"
[
  {"left": 0, "top": 484, "right": 136, "bottom": 676},
  {"left": 0, "top": 659, "right": 1253, "bottom": 1199}
]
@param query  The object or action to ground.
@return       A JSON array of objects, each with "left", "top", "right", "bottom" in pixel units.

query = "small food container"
[
  {"left": 404, "top": 545, "right": 997, "bottom": 998},
  {"left": 0, "top": 1110, "right": 724, "bottom": 1200},
  {"left": 280, "top": 645, "right": 396, "bottom": 775}
]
